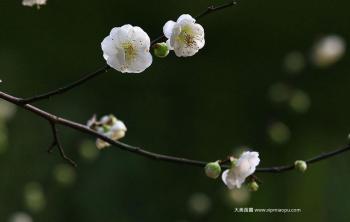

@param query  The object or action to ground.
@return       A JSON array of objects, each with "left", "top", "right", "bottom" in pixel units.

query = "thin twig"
[
  {"left": 48, "top": 121, "right": 77, "bottom": 167},
  {"left": 0, "top": 90, "right": 349, "bottom": 172},
  {"left": 19, "top": 65, "right": 111, "bottom": 104},
  {"left": 256, "top": 143, "right": 350, "bottom": 173}
]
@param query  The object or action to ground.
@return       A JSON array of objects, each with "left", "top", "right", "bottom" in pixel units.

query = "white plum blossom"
[
  {"left": 101, "top": 25, "right": 152, "bottom": 73},
  {"left": 87, "top": 114, "right": 127, "bottom": 149},
  {"left": 221, "top": 151, "right": 260, "bottom": 189},
  {"left": 312, "top": 35, "right": 346, "bottom": 67},
  {"left": 22, "top": 0, "right": 47, "bottom": 7},
  {"left": 163, "top": 14, "right": 205, "bottom": 57}
]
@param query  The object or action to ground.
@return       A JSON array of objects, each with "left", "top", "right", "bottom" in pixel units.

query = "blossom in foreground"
[
  {"left": 101, "top": 25, "right": 152, "bottom": 73},
  {"left": 311, "top": 35, "right": 346, "bottom": 67},
  {"left": 87, "top": 114, "right": 127, "bottom": 149},
  {"left": 221, "top": 151, "right": 260, "bottom": 189},
  {"left": 22, "top": 0, "right": 47, "bottom": 7},
  {"left": 163, "top": 14, "right": 205, "bottom": 57}
]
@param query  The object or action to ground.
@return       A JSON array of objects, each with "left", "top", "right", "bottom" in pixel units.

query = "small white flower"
[
  {"left": 22, "top": 0, "right": 47, "bottom": 7},
  {"left": 221, "top": 151, "right": 260, "bottom": 189},
  {"left": 312, "top": 35, "right": 346, "bottom": 67},
  {"left": 163, "top": 14, "right": 205, "bottom": 57},
  {"left": 101, "top": 25, "right": 152, "bottom": 73},
  {"left": 87, "top": 114, "right": 127, "bottom": 149}
]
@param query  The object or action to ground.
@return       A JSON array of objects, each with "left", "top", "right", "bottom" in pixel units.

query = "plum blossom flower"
[
  {"left": 101, "top": 25, "right": 152, "bottom": 73},
  {"left": 221, "top": 151, "right": 260, "bottom": 189},
  {"left": 87, "top": 114, "right": 127, "bottom": 149},
  {"left": 163, "top": 14, "right": 205, "bottom": 57},
  {"left": 22, "top": 0, "right": 47, "bottom": 7}
]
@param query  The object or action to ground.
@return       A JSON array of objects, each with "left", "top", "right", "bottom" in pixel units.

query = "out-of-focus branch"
[{"left": 1, "top": 90, "right": 349, "bottom": 172}]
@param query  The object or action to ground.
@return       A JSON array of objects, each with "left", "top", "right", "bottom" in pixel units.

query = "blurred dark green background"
[{"left": 1, "top": 0, "right": 350, "bottom": 221}]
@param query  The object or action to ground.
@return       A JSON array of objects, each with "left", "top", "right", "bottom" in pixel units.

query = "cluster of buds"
[{"left": 87, "top": 114, "right": 127, "bottom": 149}]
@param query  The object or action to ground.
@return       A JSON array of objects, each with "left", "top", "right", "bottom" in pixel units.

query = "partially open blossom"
[
  {"left": 87, "top": 114, "right": 127, "bottom": 149},
  {"left": 221, "top": 151, "right": 260, "bottom": 189},
  {"left": 101, "top": 25, "right": 152, "bottom": 73},
  {"left": 22, "top": 0, "right": 47, "bottom": 7},
  {"left": 163, "top": 14, "right": 205, "bottom": 57}
]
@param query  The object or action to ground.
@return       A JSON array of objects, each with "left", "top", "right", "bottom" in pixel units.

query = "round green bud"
[
  {"left": 204, "top": 161, "right": 221, "bottom": 179},
  {"left": 248, "top": 181, "right": 259, "bottom": 192},
  {"left": 153, "top": 42, "right": 169, "bottom": 58},
  {"left": 294, "top": 160, "right": 307, "bottom": 172}
]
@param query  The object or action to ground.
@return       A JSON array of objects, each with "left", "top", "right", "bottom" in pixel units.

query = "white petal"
[
  {"left": 126, "top": 52, "right": 152, "bottom": 73},
  {"left": 116, "top": 24, "right": 134, "bottom": 43},
  {"left": 110, "top": 27, "right": 120, "bottom": 37},
  {"left": 101, "top": 36, "right": 116, "bottom": 57},
  {"left": 166, "top": 39, "right": 173, "bottom": 50},
  {"left": 221, "top": 170, "right": 229, "bottom": 186},
  {"left": 111, "top": 121, "right": 127, "bottom": 131},
  {"left": 100, "top": 115, "right": 110, "bottom": 124},
  {"left": 174, "top": 44, "right": 197, "bottom": 57},
  {"left": 192, "top": 23, "right": 204, "bottom": 36},
  {"left": 132, "top": 27, "right": 151, "bottom": 49},
  {"left": 195, "top": 38, "right": 205, "bottom": 50},
  {"left": 106, "top": 48, "right": 126, "bottom": 72},
  {"left": 177, "top": 14, "right": 196, "bottom": 23},
  {"left": 163, "top": 21, "right": 176, "bottom": 39}
]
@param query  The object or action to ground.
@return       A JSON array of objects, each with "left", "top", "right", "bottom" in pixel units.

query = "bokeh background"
[{"left": 0, "top": 0, "right": 350, "bottom": 221}]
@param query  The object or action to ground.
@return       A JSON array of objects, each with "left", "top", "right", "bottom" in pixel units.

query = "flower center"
[
  {"left": 177, "top": 26, "right": 196, "bottom": 47},
  {"left": 121, "top": 42, "right": 137, "bottom": 61}
]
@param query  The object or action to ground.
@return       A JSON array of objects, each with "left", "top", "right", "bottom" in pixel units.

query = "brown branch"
[
  {"left": 256, "top": 143, "right": 350, "bottom": 173},
  {"left": 1, "top": 90, "right": 349, "bottom": 172},
  {"left": 19, "top": 65, "right": 111, "bottom": 104},
  {"left": 48, "top": 121, "right": 77, "bottom": 167}
]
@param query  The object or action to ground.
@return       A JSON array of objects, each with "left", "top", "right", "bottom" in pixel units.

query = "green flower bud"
[
  {"left": 204, "top": 161, "right": 221, "bottom": 179},
  {"left": 294, "top": 160, "right": 307, "bottom": 172},
  {"left": 102, "top": 124, "right": 111, "bottom": 133},
  {"left": 248, "top": 181, "right": 259, "bottom": 192},
  {"left": 153, "top": 42, "right": 169, "bottom": 58}
]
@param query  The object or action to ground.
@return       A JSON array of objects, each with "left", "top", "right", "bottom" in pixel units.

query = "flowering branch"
[
  {"left": 1, "top": 90, "right": 349, "bottom": 174},
  {"left": 19, "top": 1, "right": 238, "bottom": 104},
  {"left": 4, "top": 0, "right": 349, "bottom": 191}
]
